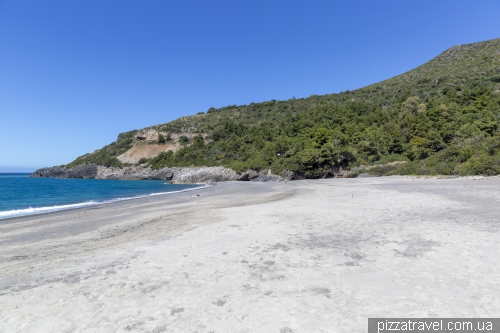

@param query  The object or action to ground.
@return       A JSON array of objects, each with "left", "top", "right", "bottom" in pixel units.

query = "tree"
[
  {"left": 313, "top": 128, "right": 330, "bottom": 148},
  {"left": 158, "top": 133, "right": 166, "bottom": 144},
  {"left": 401, "top": 96, "right": 421, "bottom": 117},
  {"left": 179, "top": 135, "right": 190, "bottom": 144}
]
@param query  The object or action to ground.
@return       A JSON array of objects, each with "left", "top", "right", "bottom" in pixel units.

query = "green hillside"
[{"left": 67, "top": 38, "right": 500, "bottom": 177}]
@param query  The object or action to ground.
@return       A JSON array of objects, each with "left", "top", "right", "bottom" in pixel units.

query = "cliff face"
[{"left": 30, "top": 165, "right": 283, "bottom": 183}]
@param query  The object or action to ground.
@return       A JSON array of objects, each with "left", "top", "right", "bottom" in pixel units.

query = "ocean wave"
[
  {"left": 0, "top": 184, "right": 211, "bottom": 220},
  {"left": 0, "top": 201, "right": 98, "bottom": 219}
]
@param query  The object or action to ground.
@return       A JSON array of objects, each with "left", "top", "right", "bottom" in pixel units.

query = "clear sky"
[{"left": 1, "top": 0, "right": 499, "bottom": 172}]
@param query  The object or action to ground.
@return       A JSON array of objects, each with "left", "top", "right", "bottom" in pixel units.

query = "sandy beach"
[{"left": 1, "top": 177, "right": 499, "bottom": 332}]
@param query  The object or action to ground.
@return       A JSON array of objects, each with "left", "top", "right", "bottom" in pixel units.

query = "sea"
[{"left": 0, "top": 173, "right": 206, "bottom": 219}]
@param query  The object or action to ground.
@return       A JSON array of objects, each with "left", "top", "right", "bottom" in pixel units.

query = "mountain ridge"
[{"left": 39, "top": 37, "right": 500, "bottom": 178}]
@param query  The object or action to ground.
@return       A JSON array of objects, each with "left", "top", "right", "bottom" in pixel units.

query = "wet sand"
[{"left": 1, "top": 177, "right": 499, "bottom": 332}]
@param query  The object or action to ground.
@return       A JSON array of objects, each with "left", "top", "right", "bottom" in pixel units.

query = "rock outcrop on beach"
[
  {"left": 30, "top": 165, "right": 283, "bottom": 183},
  {"left": 94, "top": 165, "right": 174, "bottom": 180}
]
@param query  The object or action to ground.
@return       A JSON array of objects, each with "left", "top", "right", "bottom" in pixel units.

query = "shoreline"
[
  {"left": 0, "top": 182, "right": 212, "bottom": 221},
  {"left": 0, "top": 181, "right": 225, "bottom": 230},
  {"left": 0, "top": 180, "right": 293, "bottom": 249}
]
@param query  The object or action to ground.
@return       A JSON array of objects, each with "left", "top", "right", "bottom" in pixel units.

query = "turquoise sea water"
[{"left": 0, "top": 173, "right": 204, "bottom": 219}]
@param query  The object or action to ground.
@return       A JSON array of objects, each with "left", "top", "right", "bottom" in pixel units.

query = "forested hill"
[{"left": 66, "top": 37, "right": 500, "bottom": 177}]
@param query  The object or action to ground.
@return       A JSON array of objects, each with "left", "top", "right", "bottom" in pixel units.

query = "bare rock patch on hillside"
[{"left": 117, "top": 141, "right": 181, "bottom": 164}]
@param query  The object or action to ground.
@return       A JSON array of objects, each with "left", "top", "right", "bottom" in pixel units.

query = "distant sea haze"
[{"left": 0, "top": 173, "right": 204, "bottom": 219}]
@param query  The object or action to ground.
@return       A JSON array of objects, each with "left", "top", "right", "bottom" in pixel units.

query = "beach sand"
[{"left": 1, "top": 177, "right": 499, "bottom": 332}]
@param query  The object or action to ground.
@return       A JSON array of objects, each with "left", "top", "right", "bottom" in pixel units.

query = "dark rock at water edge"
[{"left": 30, "top": 165, "right": 98, "bottom": 179}]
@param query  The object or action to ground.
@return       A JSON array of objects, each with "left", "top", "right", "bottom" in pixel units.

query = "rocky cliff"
[
  {"left": 30, "top": 165, "right": 99, "bottom": 179},
  {"left": 30, "top": 165, "right": 283, "bottom": 183}
]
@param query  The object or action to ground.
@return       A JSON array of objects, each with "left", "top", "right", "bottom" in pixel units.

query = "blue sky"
[{"left": 1, "top": 0, "right": 499, "bottom": 172}]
